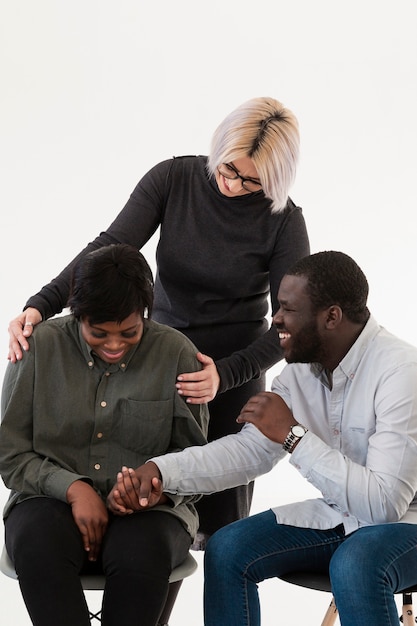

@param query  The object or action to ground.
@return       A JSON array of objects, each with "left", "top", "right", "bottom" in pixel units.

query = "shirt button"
[
  {"left": 121, "top": 363, "right": 126, "bottom": 369},
  {"left": 333, "top": 429, "right": 339, "bottom": 435},
  {"left": 101, "top": 401, "right": 107, "bottom": 407},
  {"left": 105, "top": 372, "right": 110, "bottom": 377},
  {"left": 94, "top": 463, "right": 101, "bottom": 470},
  {"left": 97, "top": 432, "right": 103, "bottom": 439},
  {"left": 88, "top": 361, "right": 94, "bottom": 367}
]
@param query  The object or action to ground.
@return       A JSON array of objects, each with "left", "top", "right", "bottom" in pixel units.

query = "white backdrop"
[{"left": 1, "top": 1, "right": 416, "bottom": 624}]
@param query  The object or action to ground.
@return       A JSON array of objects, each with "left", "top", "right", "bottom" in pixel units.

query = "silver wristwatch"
[{"left": 282, "top": 424, "right": 308, "bottom": 453}]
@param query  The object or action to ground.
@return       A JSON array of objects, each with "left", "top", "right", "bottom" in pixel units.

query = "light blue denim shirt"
[{"left": 154, "top": 316, "right": 417, "bottom": 534}]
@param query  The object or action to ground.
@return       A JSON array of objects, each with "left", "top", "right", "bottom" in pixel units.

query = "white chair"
[{"left": 0, "top": 543, "right": 197, "bottom": 625}]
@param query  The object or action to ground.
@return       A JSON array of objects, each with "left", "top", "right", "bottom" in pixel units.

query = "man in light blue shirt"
[{"left": 108, "top": 251, "right": 417, "bottom": 626}]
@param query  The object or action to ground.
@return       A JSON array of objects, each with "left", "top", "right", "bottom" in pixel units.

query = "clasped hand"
[
  {"left": 67, "top": 465, "right": 164, "bottom": 561},
  {"left": 107, "top": 463, "right": 165, "bottom": 515}
]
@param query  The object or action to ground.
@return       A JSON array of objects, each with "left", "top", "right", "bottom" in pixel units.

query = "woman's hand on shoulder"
[
  {"left": 8, "top": 307, "right": 42, "bottom": 362},
  {"left": 176, "top": 352, "right": 220, "bottom": 404}
]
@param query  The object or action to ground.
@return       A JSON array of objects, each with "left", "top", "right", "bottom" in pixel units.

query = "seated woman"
[{"left": 0, "top": 243, "right": 208, "bottom": 626}]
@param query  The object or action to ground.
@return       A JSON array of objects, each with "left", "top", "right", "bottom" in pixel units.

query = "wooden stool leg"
[
  {"left": 321, "top": 596, "right": 338, "bottom": 626},
  {"left": 401, "top": 592, "right": 415, "bottom": 626}
]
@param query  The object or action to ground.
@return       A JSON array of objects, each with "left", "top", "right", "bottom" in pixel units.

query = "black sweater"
[{"left": 26, "top": 156, "right": 310, "bottom": 392}]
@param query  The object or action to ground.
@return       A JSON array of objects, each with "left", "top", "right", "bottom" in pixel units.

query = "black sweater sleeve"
[
  {"left": 216, "top": 324, "right": 283, "bottom": 392},
  {"left": 215, "top": 201, "right": 310, "bottom": 392},
  {"left": 24, "top": 161, "right": 170, "bottom": 319},
  {"left": 25, "top": 232, "right": 120, "bottom": 319}
]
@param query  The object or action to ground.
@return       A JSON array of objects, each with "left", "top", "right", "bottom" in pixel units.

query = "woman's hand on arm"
[
  {"left": 8, "top": 308, "right": 42, "bottom": 363},
  {"left": 66, "top": 480, "right": 109, "bottom": 561},
  {"left": 176, "top": 352, "right": 220, "bottom": 404}
]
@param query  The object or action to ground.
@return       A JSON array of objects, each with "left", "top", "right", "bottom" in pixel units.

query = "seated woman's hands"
[
  {"left": 107, "top": 463, "right": 167, "bottom": 515},
  {"left": 66, "top": 480, "right": 109, "bottom": 561},
  {"left": 8, "top": 307, "right": 42, "bottom": 362},
  {"left": 176, "top": 352, "right": 220, "bottom": 404}
]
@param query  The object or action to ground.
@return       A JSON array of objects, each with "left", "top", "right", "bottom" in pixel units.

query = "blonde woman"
[{"left": 7, "top": 97, "right": 310, "bottom": 546}]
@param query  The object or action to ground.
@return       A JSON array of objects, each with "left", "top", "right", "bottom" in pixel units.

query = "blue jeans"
[{"left": 204, "top": 509, "right": 417, "bottom": 626}]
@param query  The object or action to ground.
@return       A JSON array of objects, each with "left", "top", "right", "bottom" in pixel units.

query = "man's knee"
[
  {"left": 329, "top": 527, "right": 386, "bottom": 589},
  {"left": 205, "top": 522, "right": 243, "bottom": 570}
]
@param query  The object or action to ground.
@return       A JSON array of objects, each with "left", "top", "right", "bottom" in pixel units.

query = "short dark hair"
[
  {"left": 286, "top": 251, "right": 370, "bottom": 324},
  {"left": 68, "top": 244, "right": 154, "bottom": 324}
]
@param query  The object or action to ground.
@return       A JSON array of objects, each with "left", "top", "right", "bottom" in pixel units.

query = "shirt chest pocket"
[
  {"left": 342, "top": 425, "right": 376, "bottom": 462},
  {"left": 116, "top": 399, "right": 173, "bottom": 455}
]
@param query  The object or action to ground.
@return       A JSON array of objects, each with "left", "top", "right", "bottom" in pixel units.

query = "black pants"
[
  {"left": 182, "top": 320, "right": 269, "bottom": 537},
  {"left": 5, "top": 498, "right": 191, "bottom": 626}
]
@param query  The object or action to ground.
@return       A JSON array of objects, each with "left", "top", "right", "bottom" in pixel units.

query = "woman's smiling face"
[
  {"left": 81, "top": 311, "right": 144, "bottom": 363},
  {"left": 215, "top": 156, "right": 261, "bottom": 198}
]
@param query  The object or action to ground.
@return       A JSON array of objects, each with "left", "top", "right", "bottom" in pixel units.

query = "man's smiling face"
[{"left": 273, "top": 274, "right": 326, "bottom": 364}]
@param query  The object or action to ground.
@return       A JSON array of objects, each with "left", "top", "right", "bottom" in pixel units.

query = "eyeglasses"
[{"left": 217, "top": 163, "right": 262, "bottom": 193}]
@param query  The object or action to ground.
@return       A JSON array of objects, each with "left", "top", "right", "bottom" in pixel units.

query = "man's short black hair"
[{"left": 287, "top": 251, "right": 370, "bottom": 324}]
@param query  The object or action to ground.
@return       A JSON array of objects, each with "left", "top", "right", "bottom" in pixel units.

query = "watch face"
[{"left": 292, "top": 424, "right": 306, "bottom": 437}]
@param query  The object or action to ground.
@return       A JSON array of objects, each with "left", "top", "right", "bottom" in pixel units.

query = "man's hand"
[
  {"left": 107, "top": 463, "right": 166, "bottom": 515},
  {"left": 236, "top": 391, "right": 297, "bottom": 444},
  {"left": 66, "top": 480, "right": 108, "bottom": 561},
  {"left": 8, "top": 307, "right": 42, "bottom": 362},
  {"left": 176, "top": 352, "right": 220, "bottom": 404}
]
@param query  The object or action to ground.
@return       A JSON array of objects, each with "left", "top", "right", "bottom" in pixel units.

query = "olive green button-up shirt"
[{"left": 0, "top": 316, "right": 209, "bottom": 538}]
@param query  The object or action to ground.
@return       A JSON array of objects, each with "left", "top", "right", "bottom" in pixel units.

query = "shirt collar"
[
  {"left": 310, "top": 315, "right": 380, "bottom": 387},
  {"left": 337, "top": 314, "right": 379, "bottom": 380}
]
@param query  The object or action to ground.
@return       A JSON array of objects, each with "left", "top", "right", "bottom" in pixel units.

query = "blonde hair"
[{"left": 207, "top": 97, "right": 299, "bottom": 212}]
